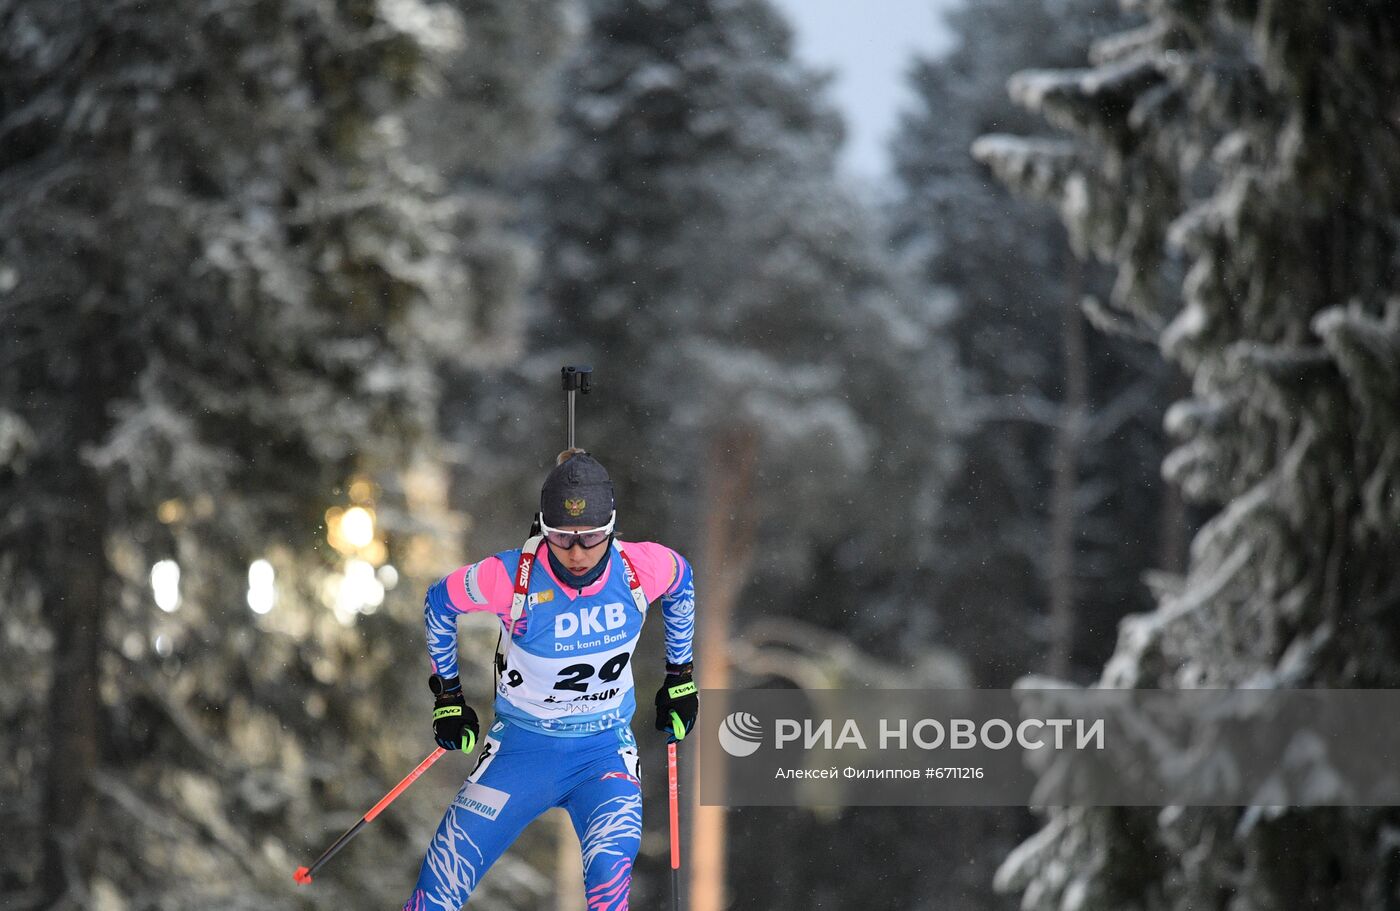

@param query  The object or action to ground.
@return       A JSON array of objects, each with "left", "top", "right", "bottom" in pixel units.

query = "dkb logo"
[
  {"left": 555, "top": 602, "right": 627, "bottom": 637},
  {"left": 718, "top": 712, "right": 764, "bottom": 757}
]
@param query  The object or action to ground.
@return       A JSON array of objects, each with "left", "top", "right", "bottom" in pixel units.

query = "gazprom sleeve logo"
[{"left": 718, "top": 712, "right": 764, "bottom": 757}]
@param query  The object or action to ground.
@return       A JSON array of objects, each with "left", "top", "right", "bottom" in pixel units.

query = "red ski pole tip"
[{"left": 294, "top": 866, "right": 313, "bottom": 885}]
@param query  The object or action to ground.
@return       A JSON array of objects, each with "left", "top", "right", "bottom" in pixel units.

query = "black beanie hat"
[{"left": 540, "top": 452, "right": 615, "bottom": 527}]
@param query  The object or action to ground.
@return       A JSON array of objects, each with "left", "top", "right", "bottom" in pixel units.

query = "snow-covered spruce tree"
[
  {"left": 891, "top": 0, "right": 1185, "bottom": 689},
  {"left": 406, "top": 0, "right": 577, "bottom": 370},
  {"left": 883, "top": 3, "right": 1170, "bottom": 908},
  {"left": 0, "top": 2, "right": 556, "bottom": 907},
  {"left": 974, "top": 1, "right": 1400, "bottom": 907}
]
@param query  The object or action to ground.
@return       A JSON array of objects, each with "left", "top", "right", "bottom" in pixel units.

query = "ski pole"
[
  {"left": 294, "top": 747, "right": 447, "bottom": 885},
  {"left": 668, "top": 739, "right": 682, "bottom": 911}
]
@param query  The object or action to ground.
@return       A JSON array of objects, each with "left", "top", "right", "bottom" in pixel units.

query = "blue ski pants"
[{"left": 402, "top": 718, "right": 642, "bottom": 910}]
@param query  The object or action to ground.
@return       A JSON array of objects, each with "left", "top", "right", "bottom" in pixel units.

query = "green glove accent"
[
  {"left": 667, "top": 680, "right": 699, "bottom": 700},
  {"left": 656, "top": 671, "right": 698, "bottom": 740},
  {"left": 431, "top": 690, "right": 479, "bottom": 752}
]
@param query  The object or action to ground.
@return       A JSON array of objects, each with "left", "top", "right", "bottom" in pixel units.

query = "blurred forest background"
[{"left": 1, "top": 0, "right": 1397, "bottom": 910}]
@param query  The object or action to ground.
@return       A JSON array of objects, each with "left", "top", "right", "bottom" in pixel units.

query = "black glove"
[
  {"left": 654, "top": 665, "right": 698, "bottom": 741},
  {"left": 429, "top": 675, "right": 479, "bottom": 753}
]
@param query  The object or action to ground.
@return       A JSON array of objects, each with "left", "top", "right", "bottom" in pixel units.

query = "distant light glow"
[
  {"left": 377, "top": 564, "right": 399, "bottom": 590},
  {"left": 340, "top": 507, "right": 375, "bottom": 549},
  {"left": 151, "top": 560, "right": 181, "bottom": 612},
  {"left": 154, "top": 633, "right": 173, "bottom": 657},
  {"left": 349, "top": 478, "right": 375, "bottom": 503},
  {"left": 122, "top": 632, "right": 145, "bottom": 660},
  {"left": 330, "top": 559, "right": 386, "bottom": 625},
  {"left": 247, "top": 559, "right": 276, "bottom": 615}
]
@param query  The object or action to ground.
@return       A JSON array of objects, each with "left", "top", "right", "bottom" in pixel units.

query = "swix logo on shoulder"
[
  {"left": 622, "top": 558, "right": 637, "bottom": 588},
  {"left": 516, "top": 554, "right": 533, "bottom": 589}
]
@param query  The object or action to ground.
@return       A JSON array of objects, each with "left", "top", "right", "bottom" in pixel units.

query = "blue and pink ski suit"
[{"left": 403, "top": 538, "right": 695, "bottom": 910}]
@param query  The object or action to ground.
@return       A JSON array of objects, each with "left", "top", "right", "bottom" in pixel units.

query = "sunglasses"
[{"left": 539, "top": 511, "right": 616, "bottom": 549}]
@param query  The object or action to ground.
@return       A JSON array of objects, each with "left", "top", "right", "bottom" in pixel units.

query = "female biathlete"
[{"left": 402, "top": 449, "right": 698, "bottom": 910}]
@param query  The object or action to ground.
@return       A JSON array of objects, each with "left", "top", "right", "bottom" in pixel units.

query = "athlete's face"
[{"left": 546, "top": 526, "right": 610, "bottom": 575}]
